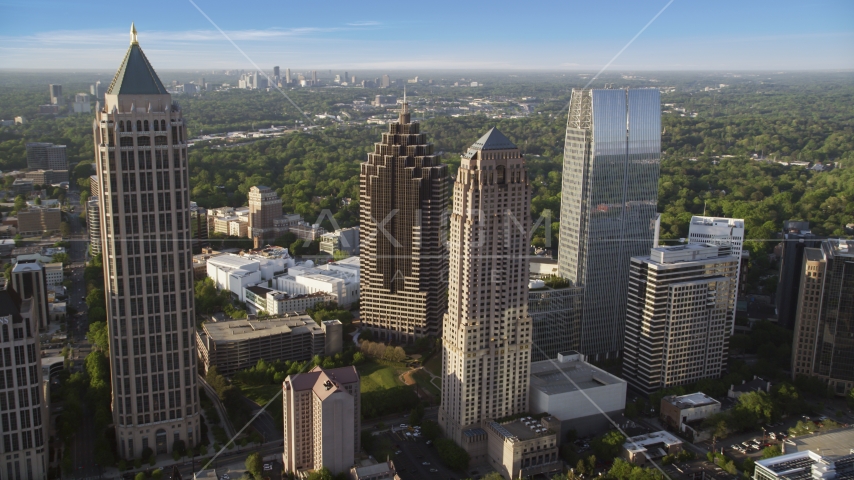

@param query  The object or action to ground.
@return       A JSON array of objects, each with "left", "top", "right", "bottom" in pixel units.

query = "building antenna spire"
[{"left": 130, "top": 22, "right": 138, "bottom": 45}]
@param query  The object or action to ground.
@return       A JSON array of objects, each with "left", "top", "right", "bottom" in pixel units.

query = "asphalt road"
[
  {"left": 238, "top": 394, "right": 283, "bottom": 443},
  {"left": 381, "top": 430, "right": 466, "bottom": 480},
  {"left": 64, "top": 188, "right": 101, "bottom": 473}
]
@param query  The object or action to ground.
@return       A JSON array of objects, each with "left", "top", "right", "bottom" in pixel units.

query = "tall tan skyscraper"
[
  {"left": 94, "top": 24, "right": 200, "bottom": 459},
  {"left": 359, "top": 100, "right": 448, "bottom": 342},
  {"left": 791, "top": 239, "right": 854, "bottom": 395},
  {"left": 248, "top": 185, "right": 282, "bottom": 242},
  {"left": 0, "top": 289, "right": 49, "bottom": 479},
  {"left": 439, "top": 128, "right": 532, "bottom": 446}
]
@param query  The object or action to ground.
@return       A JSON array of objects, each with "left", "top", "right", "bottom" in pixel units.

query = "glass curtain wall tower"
[
  {"left": 94, "top": 25, "right": 200, "bottom": 459},
  {"left": 557, "top": 88, "right": 661, "bottom": 359},
  {"left": 359, "top": 100, "right": 448, "bottom": 342}
]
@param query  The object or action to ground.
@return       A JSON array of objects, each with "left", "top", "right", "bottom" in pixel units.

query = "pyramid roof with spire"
[
  {"left": 106, "top": 23, "right": 168, "bottom": 96},
  {"left": 470, "top": 127, "right": 517, "bottom": 151}
]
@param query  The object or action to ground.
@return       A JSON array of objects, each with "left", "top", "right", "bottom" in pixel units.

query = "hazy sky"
[{"left": 1, "top": 0, "right": 852, "bottom": 71}]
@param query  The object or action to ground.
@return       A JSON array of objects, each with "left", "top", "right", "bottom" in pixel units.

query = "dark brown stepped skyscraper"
[{"left": 359, "top": 100, "right": 448, "bottom": 342}]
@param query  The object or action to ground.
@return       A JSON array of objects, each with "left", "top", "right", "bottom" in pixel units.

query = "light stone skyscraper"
[
  {"left": 94, "top": 24, "right": 200, "bottom": 459},
  {"left": 557, "top": 88, "right": 661, "bottom": 360},
  {"left": 359, "top": 100, "right": 448, "bottom": 342},
  {"left": 0, "top": 290, "right": 48, "bottom": 479},
  {"left": 791, "top": 239, "right": 854, "bottom": 395},
  {"left": 439, "top": 128, "right": 532, "bottom": 446}
]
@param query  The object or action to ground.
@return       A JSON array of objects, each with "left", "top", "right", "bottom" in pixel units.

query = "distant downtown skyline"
[{"left": 0, "top": 0, "right": 851, "bottom": 70}]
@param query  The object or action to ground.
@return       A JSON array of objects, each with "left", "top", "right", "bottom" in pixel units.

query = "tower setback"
[{"left": 359, "top": 100, "right": 448, "bottom": 342}]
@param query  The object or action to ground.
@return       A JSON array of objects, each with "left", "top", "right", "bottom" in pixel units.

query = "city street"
[
  {"left": 238, "top": 395, "right": 283, "bottom": 443},
  {"left": 380, "top": 430, "right": 469, "bottom": 480}
]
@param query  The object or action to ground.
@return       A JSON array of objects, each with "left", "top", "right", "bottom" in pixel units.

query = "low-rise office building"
[
  {"left": 196, "top": 314, "right": 342, "bottom": 375},
  {"left": 728, "top": 376, "right": 772, "bottom": 399},
  {"left": 244, "top": 285, "right": 335, "bottom": 315},
  {"left": 23, "top": 169, "right": 69, "bottom": 185},
  {"left": 660, "top": 393, "right": 721, "bottom": 442},
  {"left": 11, "top": 179, "right": 34, "bottom": 195},
  {"left": 16, "top": 207, "right": 61, "bottom": 236},
  {"left": 350, "top": 460, "right": 400, "bottom": 480},
  {"left": 44, "top": 263, "right": 62, "bottom": 287},
  {"left": 754, "top": 450, "right": 854, "bottom": 480},
  {"left": 283, "top": 366, "right": 360, "bottom": 475},
  {"left": 484, "top": 418, "right": 562, "bottom": 479},
  {"left": 212, "top": 215, "right": 248, "bottom": 237},
  {"left": 272, "top": 257, "right": 360, "bottom": 307},
  {"left": 206, "top": 253, "right": 292, "bottom": 301},
  {"left": 320, "top": 227, "right": 360, "bottom": 256},
  {"left": 528, "top": 351, "right": 626, "bottom": 436},
  {"left": 622, "top": 431, "right": 683, "bottom": 466},
  {"left": 290, "top": 221, "right": 326, "bottom": 241}
]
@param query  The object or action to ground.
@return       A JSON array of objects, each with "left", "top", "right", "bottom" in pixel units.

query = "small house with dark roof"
[{"left": 728, "top": 375, "right": 772, "bottom": 399}]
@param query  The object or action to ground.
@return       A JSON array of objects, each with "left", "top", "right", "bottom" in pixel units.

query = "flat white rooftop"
[
  {"left": 690, "top": 216, "right": 745, "bottom": 229},
  {"left": 664, "top": 392, "right": 720, "bottom": 409},
  {"left": 624, "top": 431, "right": 682, "bottom": 453}
]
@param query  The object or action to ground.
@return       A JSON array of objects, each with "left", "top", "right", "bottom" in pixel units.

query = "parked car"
[{"left": 422, "top": 462, "right": 431, "bottom": 466}]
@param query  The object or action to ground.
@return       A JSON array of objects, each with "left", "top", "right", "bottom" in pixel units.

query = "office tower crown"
[{"left": 106, "top": 25, "right": 168, "bottom": 96}]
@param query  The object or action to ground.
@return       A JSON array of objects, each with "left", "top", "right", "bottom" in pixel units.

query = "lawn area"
[
  {"left": 357, "top": 359, "right": 407, "bottom": 393},
  {"left": 424, "top": 352, "right": 442, "bottom": 377},
  {"left": 412, "top": 369, "right": 441, "bottom": 397},
  {"left": 234, "top": 382, "right": 282, "bottom": 407}
]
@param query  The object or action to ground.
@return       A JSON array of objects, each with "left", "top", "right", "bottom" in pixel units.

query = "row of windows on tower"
[
  {"left": 0, "top": 323, "right": 30, "bottom": 342},
  {"left": 112, "top": 256, "right": 191, "bottom": 283},
  {"left": 119, "top": 135, "right": 171, "bottom": 147},
  {"left": 118, "top": 119, "right": 171, "bottom": 132},
  {"left": 0, "top": 366, "right": 39, "bottom": 389},
  {"left": 111, "top": 170, "right": 184, "bottom": 193},
  {"left": 3, "top": 426, "right": 43, "bottom": 452},
  {"left": 0, "top": 388, "right": 41, "bottom": 411},
  {"left": 0, "top": 345, "right": 38, "bottom": 368},
  {"left": 111, "top": 293, "right": 189, "bottom": 319}
]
